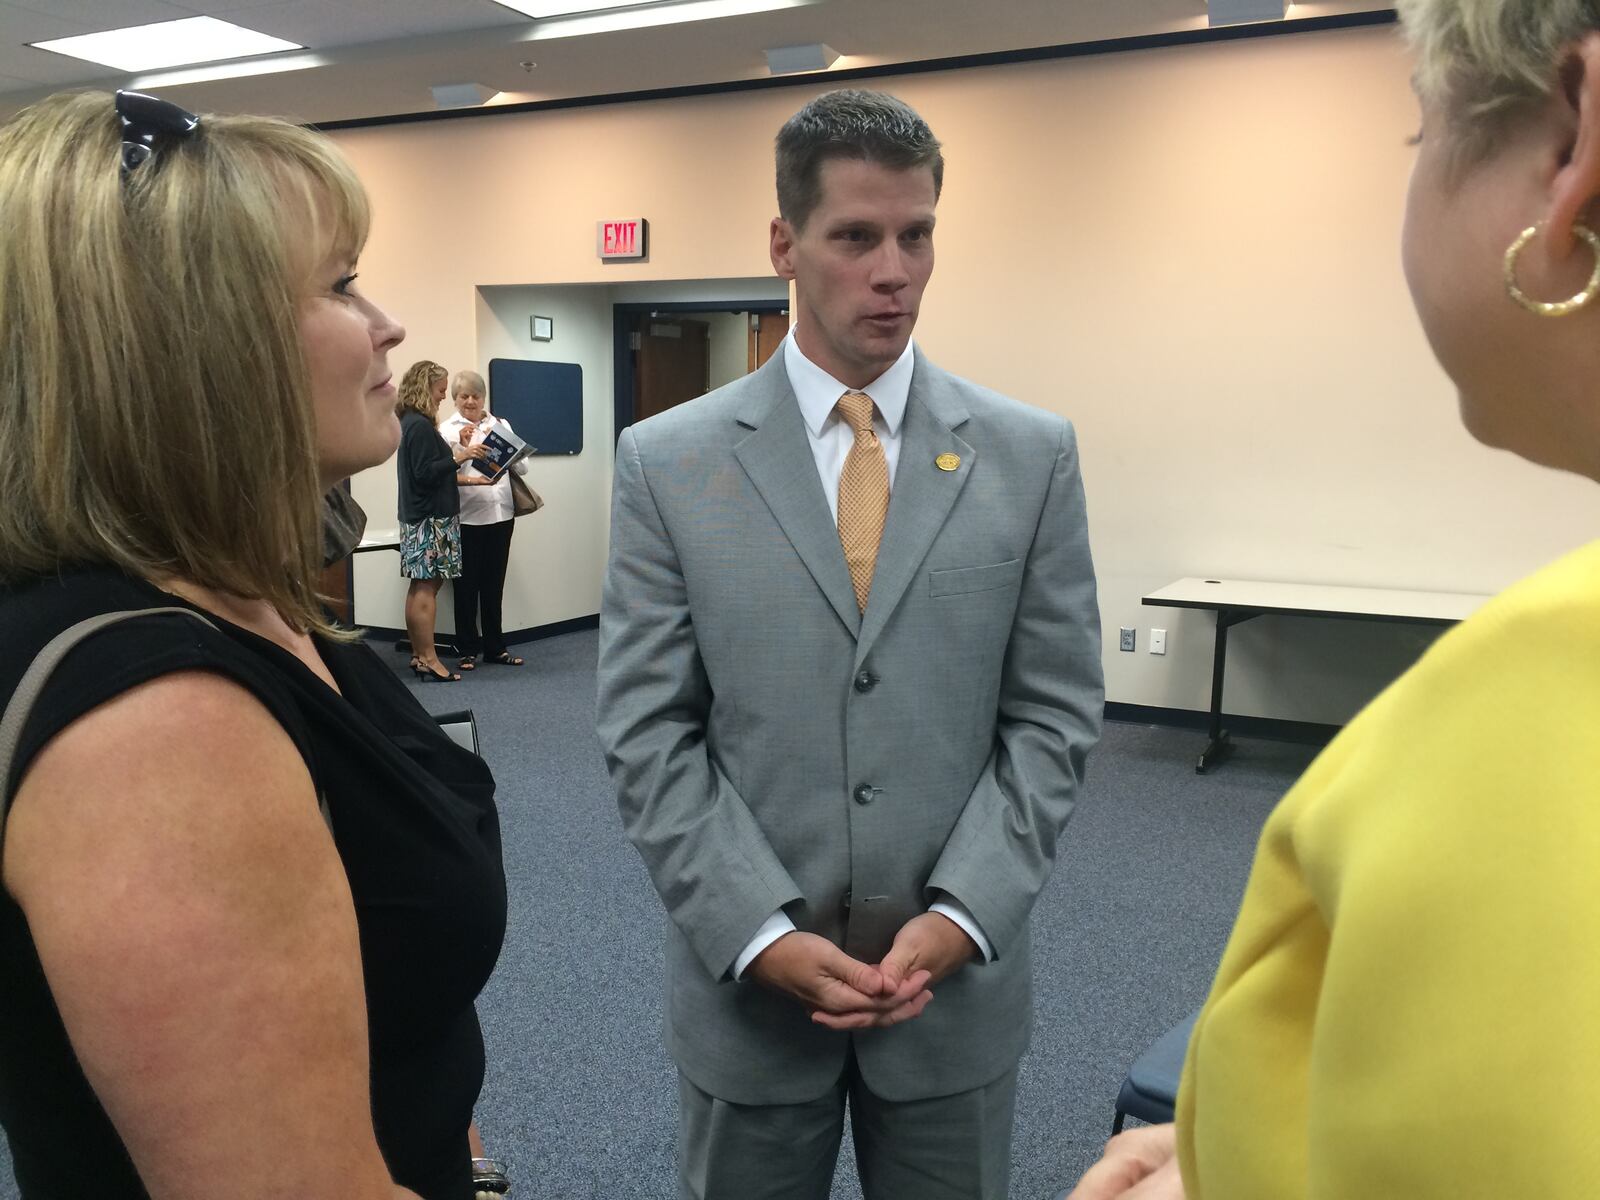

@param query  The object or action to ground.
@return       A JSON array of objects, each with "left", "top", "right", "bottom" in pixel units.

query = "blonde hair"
[
  {"left": 0, "top": 90, "right": 370, "bottom": 634},
  {"left": 1399, "top": 0, "right": 1600, "bottom": 147},
  {"left": 398, "top": 360, "right": 448, "bottom": 418},
  {"left": 451, "top": 369, "right": 486, "bottom": 400}
]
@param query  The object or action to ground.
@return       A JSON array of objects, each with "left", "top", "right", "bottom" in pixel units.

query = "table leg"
[{"left": 1197, "top": 610, "right": 1258, "bottom": 775}]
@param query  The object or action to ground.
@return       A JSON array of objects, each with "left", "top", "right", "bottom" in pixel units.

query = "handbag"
[{"left": 509, "top": 473, "right": 543, "bottom": 517}]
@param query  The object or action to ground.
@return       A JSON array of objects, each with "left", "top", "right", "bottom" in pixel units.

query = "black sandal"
[
  {"left": 459, "top": 655, "right": 477, "bottom": 671},
  {"left": 485, "top": 651, "right": 524, "bottom": 667},
  {"left": 411, "top": 662, "right": 461, "bottom": 683}
]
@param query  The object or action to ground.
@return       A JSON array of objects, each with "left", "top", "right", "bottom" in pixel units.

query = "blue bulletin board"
[{"left": 487, "top": 359, "right": 584, "bottom": 456}]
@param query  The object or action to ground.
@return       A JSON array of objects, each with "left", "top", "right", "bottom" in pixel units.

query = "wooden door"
[
  {"left": 635, "top": 316, "right": 710, "bottom": 422},
  {"left": 748, "top": 310, "right": 790, "bottom": 372}
]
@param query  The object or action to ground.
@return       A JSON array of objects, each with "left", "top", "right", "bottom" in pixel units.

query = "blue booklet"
[{"left": 469, "top": 419, "right": 532, "bottom": 481}]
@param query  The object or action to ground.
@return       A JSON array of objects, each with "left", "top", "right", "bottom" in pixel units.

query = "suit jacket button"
[
  {"left": 842, "top": 889, "right": 852, "bottom": 910},
  {"left": 854, "top": 670, "right": 876, "bottom": 693},
  {"left": 853, "top": 783, "right": 875, "bottom": 805}
]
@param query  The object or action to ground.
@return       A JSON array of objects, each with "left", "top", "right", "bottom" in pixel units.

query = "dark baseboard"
[
  {"left": 502, "top": 614, "right": 601, "bottom": 644},
  {"left": 1104, "top": 702, "right": 1339, "bottom": 747},
  {"left": 363, "top": 613, "right": 600, "bottom": 654}
]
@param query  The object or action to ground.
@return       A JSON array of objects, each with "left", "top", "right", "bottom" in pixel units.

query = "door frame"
[{"left": 612, "top": 299, "right": 789, "bottom": 444}]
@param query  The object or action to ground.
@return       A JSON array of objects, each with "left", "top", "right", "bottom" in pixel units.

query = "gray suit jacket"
[{"left": 596, "top": 348, "right": 1102, "bottom": 1105}]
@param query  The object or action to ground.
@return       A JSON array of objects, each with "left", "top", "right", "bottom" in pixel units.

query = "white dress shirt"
[
  {"left": 437, "top": 412, "right": 527, "bottom": 526},
  {"left": 731, "top": 332, "right": 994, "bottom": 980}
]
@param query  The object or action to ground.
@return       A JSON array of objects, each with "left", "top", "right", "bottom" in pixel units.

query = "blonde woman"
[
  {"left": 1070, "top": 2, "right": 1600, "bottom": 1197},
  {"left": 439, "top": 370, "right": 527, "bottom": 671},
  {"left": 0, "top": 92, "right": 507, "bottom": 1199},
  {"left": 396, "top": 360, "right": 483, "bottom": 683}
]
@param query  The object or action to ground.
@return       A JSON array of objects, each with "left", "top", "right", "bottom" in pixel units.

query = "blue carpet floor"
[{"left": 0, "top": 629, "right": 1318, "bottom": 1199}]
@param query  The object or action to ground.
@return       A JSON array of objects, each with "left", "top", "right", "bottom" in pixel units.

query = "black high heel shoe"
[{"left": 411, "top": 662, "right": 461, "bottom": 683}]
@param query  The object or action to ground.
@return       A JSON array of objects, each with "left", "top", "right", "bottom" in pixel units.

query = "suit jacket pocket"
[{"left": 928, "top": 557, "right": 1024, "bottom": 598}]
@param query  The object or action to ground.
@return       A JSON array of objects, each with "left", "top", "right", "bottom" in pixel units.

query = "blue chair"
[
  {"left": 434, "top": 708, "right": 481, "bottom": 757},
  {"left": 1112, "top": 1009, "right": 1199, "bottom": 1134},
  {"left": 1050, "top": 1011, "right": 1202, "bottom": 1200}
]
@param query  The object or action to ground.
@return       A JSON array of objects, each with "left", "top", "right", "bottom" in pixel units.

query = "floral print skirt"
[{"left": 399, "top": 515, "right": 462, "bottom": 580}]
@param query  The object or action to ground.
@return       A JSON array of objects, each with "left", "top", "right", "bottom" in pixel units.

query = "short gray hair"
[
  {"left": 775, "top": 89, "right": 943, "bottom": 231},
  {"left": 451, "top": 369, "right": 485, "bottom": 399},
  {"left": 1399, "top": 0, "right": 1600, "bottom": 149}
]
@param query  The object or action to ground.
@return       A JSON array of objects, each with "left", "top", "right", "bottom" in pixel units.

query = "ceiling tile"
[
  {"left": 5, "top": 0, "right": 198, "bottom": 29},
  {"left": 0, "top": 42, "right": 122, "bottom": 87},
  {"left": 0, "top": 1, "right": 94, "bottom": 41}
]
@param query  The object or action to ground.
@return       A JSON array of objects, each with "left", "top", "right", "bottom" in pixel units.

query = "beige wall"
[{"left": 335, "top": 25, "right": 1600, "bottom": 722}]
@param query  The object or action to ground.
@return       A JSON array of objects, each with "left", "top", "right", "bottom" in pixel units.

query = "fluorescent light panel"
[
  {"left": 31, "top": 16, "right": 301, "bottom": 73},
  {"left": 523, "top": 0, "right": 809, "bottom": 39},
  {"left": 493, "top": 0, "right": 804, "bottom": 20},
  {"left": 130, "top": 54, "right": 327, "bottom": 90}
]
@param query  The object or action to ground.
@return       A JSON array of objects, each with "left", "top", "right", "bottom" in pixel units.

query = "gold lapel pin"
[{"left": 935, "top": 453, "right": 961, "bottom": 472}]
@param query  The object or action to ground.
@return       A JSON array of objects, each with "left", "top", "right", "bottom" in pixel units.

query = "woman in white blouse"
[{"left": 438, "top": 370, "right": 527, "bottom": 670}]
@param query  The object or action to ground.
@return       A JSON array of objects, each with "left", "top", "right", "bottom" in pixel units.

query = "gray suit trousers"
[{"left": 679, "top": 1054, "right": 1017, "bottom": 1200}]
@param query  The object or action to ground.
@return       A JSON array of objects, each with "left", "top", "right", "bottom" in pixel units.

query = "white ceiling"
[{"left": 0, "top": 1, "right": 1394, "bottom": 125}]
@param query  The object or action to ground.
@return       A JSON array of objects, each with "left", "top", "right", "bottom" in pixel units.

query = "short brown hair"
[
  {"left": 0, "top": 90, "right": 370, "bottom": 633},
  {"left": 398, "top": 361, "right": 448, "bottom": 418},
  {"left": 775, "top": 89, "right": 944, "bottom": 231}
]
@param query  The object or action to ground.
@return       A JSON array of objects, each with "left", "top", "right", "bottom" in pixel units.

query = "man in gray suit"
[{"left": 597, "top": 89, "right": 1102, "bottom": 1199}]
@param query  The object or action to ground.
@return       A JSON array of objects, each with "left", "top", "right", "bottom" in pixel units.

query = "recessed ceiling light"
[
  {"left": 30, "top": 16, "right": 302, "bottom": 73},
  {"left": 1207, "top": 0, "right": 1289, "bottom": 27},
  {"left": 492, "top": 0, "right": 654, "bottom": 16},
  {"left": 764, "top": 43, "right": 839, "bottom": 75}
]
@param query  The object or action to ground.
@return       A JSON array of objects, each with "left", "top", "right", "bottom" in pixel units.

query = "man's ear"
[
  {"left": 770, "top": 217, "right": 798, "bottom": 280},
  {"left": 1546, "top": 32, "right": 1600, "bottom": 251}
]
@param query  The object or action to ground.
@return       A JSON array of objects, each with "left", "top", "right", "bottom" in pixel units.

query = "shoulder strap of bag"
[{"left": 0, "top": 607, "right": 334, "bottom": 855}]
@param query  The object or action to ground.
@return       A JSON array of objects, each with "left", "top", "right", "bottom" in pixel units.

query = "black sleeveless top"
[{"left": 0, "top": 569, "right": 508, "bottom": 1200}]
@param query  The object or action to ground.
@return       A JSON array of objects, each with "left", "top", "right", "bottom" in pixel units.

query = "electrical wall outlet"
[
  {"left": 1150, "top": 628, "right": 1167, "bottom": 655},
  {"left": 1119, "top": 627, "right": 1135, "bottom": 652}
]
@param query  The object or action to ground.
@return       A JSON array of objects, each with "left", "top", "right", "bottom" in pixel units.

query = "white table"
[
  {"left": 355, "top": 533, "right": 401, "bottom": 556},
  {"left": 1142, "top": 577, "right": 1490, "bottom": 773},
  {"left": 347, "top": 533, "right": 401, "bottom": 629}
]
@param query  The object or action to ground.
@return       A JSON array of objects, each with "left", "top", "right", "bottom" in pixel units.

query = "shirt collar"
[{"left": 783, "top": 330, "right": 914, "bottom": 438}]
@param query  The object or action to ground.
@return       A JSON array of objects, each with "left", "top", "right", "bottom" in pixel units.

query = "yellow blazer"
[{"left": 1177, "top": 539, "right": 1600, "bottom": 1199}]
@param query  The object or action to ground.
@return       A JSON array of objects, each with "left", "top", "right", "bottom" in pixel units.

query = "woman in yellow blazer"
[{"left": 1071, "top": 1, "right": 1600, "bottom": 1196}]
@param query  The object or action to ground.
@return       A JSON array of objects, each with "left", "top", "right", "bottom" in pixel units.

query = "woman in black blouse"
[
  {"left": 0, "top": 91, "right": 507, "bottom": 1199},
  {"left": 396, "top": 360, "right": 486, "bottom": 683}
]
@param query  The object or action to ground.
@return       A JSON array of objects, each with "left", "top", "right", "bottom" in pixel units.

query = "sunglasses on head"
[{"left": 115, "top": 89, "right": 199, "bottom": 177}]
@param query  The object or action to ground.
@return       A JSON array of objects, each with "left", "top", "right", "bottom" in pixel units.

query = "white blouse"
[{"left": 437, "top": 412, "right": 528, "bottom": 526}]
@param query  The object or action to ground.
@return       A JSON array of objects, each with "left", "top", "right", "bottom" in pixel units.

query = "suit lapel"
[
  {"left": 732, "top": 356, "right": 862, "bottom": 636},
  {"left": 855, "top": 352, "right": 974, "bottom": 665}
]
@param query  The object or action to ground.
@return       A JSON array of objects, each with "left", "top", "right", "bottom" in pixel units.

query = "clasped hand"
[
  {"left": 1063, "top": 1124, "right": 1184, "bottom": 1200},
  {"left": 747, "top": 912, "right": 977, "bottom": 1031}
]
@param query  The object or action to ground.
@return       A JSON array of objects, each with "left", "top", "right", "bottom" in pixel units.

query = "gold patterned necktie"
[{"left": 835, "top": 390, "right": 889, "bottom": 613}]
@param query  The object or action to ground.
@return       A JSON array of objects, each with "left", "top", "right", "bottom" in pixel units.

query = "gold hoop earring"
[{"left": 1504, "top": 222, "right": 1600, "bottom": 317}]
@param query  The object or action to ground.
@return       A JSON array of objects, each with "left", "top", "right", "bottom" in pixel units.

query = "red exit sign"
[{"left": 598, "top": 218, "right": 648, "bottom": 261}]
